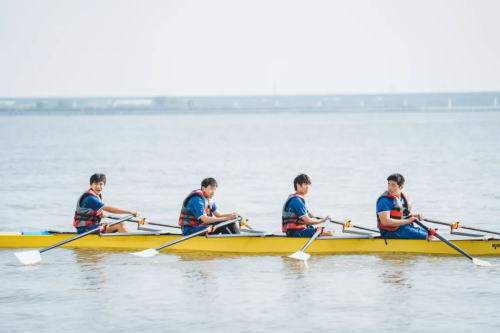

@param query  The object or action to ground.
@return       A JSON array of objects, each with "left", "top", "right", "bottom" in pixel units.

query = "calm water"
[{"left": 1, "top": 111, "right": 500, "bottom": 332}]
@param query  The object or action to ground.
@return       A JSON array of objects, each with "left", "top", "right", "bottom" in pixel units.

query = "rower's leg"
[
  {"left": 182, "top": 224, "right": 207, "bottom": 236},
  {"left": 289, "top": 228, "right": 317, "bottom": 238},
  {"left": 227, "top": 223, "right": 241, "bottom": 234},
  {"left": 392, "top": 224, "right": 427, "bottom": 240},
  {"left": 210, "top": 222, "right": 239, "bottom": 235},
  {"left": 106, "top": 222, "right": 132, "bottom": 233}
]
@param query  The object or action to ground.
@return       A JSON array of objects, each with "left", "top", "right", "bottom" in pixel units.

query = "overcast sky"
[{"left": 1, "top": 0, "right": 499, "bottom": 97}]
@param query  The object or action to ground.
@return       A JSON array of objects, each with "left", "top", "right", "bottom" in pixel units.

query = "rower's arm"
[
  {"left": 378, "top": 212, "right": 415, "bottom": 227},
  {"left": 213, "top": 211, "right": 240, "bottom": 219},
  {"left": 200, "top": 214, "right": 234, "bottom": 224},
  {"left": 300, "top": 214, "right": 329, "bottom": 225},
  {"left": 101, "top": 205, "right": 139, "bottom": 217}
]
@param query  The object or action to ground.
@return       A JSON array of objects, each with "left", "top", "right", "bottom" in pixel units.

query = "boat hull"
[{"left": 1, "top": 232, "right": 500, "bottom": 256}]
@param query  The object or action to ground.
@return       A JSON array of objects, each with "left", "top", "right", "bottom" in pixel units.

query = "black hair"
[
  {"left": 387, "top": 173, "right": 405, "bottom": 187},
  {"left": 90, "top": 173, "right": 107, "bottom": 185},
  {"left": 201, "top": 177, "right": 218, "bottom": 188},
  {"left": 294, "top": 173, "right": 311, "bottom": 190}
]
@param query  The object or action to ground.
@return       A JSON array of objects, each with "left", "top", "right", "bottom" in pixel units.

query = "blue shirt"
[
  {"left": 284, "top": 196, "right": 308, "bottom": 218},
  {"left": 186, "top": 195, "right": 217, "bottom": 219},
  {"left": 81, "top": 194, "right": 105, "bottom": 212},
  {"left": 377, "top": 196, "right": 408, "bottom": 217}
]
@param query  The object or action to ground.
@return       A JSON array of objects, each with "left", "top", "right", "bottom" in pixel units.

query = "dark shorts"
[
  {"left": 380, "top": 224, "right": 428, "bottom": 240},
  {"left": 181, "top": 222, "right": 241, "bottom": 236},
  {"left": 286, "top": 227, "right": 317, "bottom": 238},
  {"left": 76, "top": 223, "right": 101, "bottom": 234},
  {"left": 181, "top": 224, "right": 208, "bottom": 236}
]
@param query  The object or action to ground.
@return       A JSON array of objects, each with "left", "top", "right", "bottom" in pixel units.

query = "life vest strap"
[
  {"left": 73, "top": 211, "right": 102, "bottom": 228},
  {"left": 282, "top": 219, "right": 307, "bottom": 232}
]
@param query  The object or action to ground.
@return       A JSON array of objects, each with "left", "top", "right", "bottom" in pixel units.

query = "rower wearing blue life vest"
[
  {"left": 376, "top": 173, "right": 432, "bottom": 240},
  {"left": 178, "top": 177, "right": 241, "bottom": 236},
  {"left": 282, "top": 173, "right": 335, "bottom": 237},
  {"left": 73, "top": 173, "right": 139, "bottom": 234}
]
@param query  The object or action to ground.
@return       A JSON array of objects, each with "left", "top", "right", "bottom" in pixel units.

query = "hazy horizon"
[
  {"left": 2, "top": 0, "right": 500, "bottom": 97},
  {"left": 2, "top": 90, "right": 500, "bottom": 100}
]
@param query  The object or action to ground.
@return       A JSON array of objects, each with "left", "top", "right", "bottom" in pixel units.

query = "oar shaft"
[
  {"left": 107, "top": 216, "right": 181, "bottom": 229},
  {"left": 425, "top": 219, "right": 500, "bottom": 236},
  {"left": 330, "top": 219, "right": 378, "bottom": 233},
  {"left": 462, "top": 226, "right": 500, "bottom": 236},
  {"left": 424, "top": 219, "right": 454, "bottom": 227},
  {"left": 39, "top": 214, "right": 135, "bottom": 253},
  {"left": 299, "top": 219, "right": 331, "bottom": 252},
  {"left": 414, "top": 221, "right": 473, "bottom": 261},
  {"left": 299, "top": 228, "right": 322, "bottom": 252},
  {"left": 155, "top": 218, "right": 239, "bottom": 251}
]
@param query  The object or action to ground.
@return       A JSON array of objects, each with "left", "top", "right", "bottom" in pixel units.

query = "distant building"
[
  {"left": 154, "top": 97, "right": 170, "bottom": 108},
  {"left": 58, "top": 100, "right": 78, "bottom": 109},
  {"left": 36, "top": 101, "right": 51, "bottom": 110},
  {"left": 113, "top": 99, "right": 153, "bottom": 108},
  {"left": 0, "top": 100, "right": 15, "bottom": 109}
]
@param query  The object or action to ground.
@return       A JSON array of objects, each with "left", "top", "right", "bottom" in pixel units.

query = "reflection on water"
[
  {"left": 281, "top": 257, "right": 310, "bottom": 278},
  {"left": 376, "top": 253, "right": 417, "bottom": 288},
  {"left": 183, "top": 269, "right": 215, "bottom": 280},
  {"left": 381, "top": 270, "right": 408, "bottom": 287},
  {"left": 173, "top": 251, "right": 242, "bottom": 262},
  {"left": 73, "top": 249, "right": 108, "bottom": 288}
]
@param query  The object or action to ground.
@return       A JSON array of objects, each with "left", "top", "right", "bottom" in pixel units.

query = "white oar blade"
[
  {"left": 14, "top": 250, "right": 42, "bottom": 265},
  {"left": 130, "top": 248, "right": 159, "bottom": 258},
  {"left": 288, "top": 251, "right": 310, "bottom": 261},
  {"left": 472, "top": 258, "right": 492, "bottom": 267}
]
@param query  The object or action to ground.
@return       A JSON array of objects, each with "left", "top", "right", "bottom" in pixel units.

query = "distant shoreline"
[
  {"left": 1, "top": 106, "right": 500, "bottom": 116},
  {"left": 1, "top": 91, "right": 499, "bottom": 115}
]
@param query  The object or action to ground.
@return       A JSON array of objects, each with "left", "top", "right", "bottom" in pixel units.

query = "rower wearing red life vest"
[
  {"left": 178, "top": 177, "right": 241, "bottom": 236},
  {"left": 376, "top": 173, "right": 431, "bottom": 240},
  {"left": 73, "top": 173, "right": 139, "bottom": 234},
  {"left": 282, "top": 173, "right": 335, "bottom": 237}
]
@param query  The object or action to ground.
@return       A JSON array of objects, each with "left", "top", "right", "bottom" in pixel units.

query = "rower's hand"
[
  {"left": 227, "top": 213, "right": 239, "bottom": 220},
  {"left": 408, "top": 215, "right": 420, "bottom": 223},
  {"left": 101, "top": 212, "right": 108, "bottom": 218},
  {"left": 131, "top": 211, "right": 140, "bottom": 217},
  {"left": 322, "top": 215, "right": 330, "bottom": 223}
]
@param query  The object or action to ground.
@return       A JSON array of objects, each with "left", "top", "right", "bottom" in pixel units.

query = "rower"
[
  {"left": 376, "top": 173, "right": 434, "bottom": 240},
  {"left": 282, "top": 173, "right": 335, "bottom": 237},
  {"left": 73, "top": 173, "right": 139, "bottom": 234},
  {"left": 178, "top": 177, "right": 241, "bottom": 236}
]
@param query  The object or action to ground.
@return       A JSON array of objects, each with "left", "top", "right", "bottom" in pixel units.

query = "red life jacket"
[
  {"left": 282, "top": 194, "right": 309, "bottom": 233},
  {"left": 73, "top": 189, "right": 103, "bottom": 228},
  {"left": 178, "top": 190, "right": 213, "bottom": 227},
  {"left": 376, "top": 191, "right": 411, "bottom": 231}
]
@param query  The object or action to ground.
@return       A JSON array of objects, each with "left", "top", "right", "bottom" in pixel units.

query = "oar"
[
  {"left": 330, "top": 219, "right": 379, "bottom": 233},
  {"left": 108, "top": 215, "right": 256, "bottom": 231},
  {"left": 414, "top": 220, "right": 491, "bottom": 267},
  {"left": 107, "top": 215, "right": 180, "bottom": 229},
  {"left": 314, "top": 216, "right": 378, "bottom": 233},
  {"left": 425, "top": 218, "right": 500, "bottom": 236},
  {"left": 14, "top": 214, "right": 136, "bottom": 265},
  {"left": 288, "top": 218, "right": 331, "bottom": 261},
  {"left": 130, "top": 218, "right": 240, "bottom": 258}
]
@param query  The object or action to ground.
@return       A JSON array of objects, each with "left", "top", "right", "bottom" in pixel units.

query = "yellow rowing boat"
[{"left": 1, "top": 231, "right": 499, "bottom": 256}]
